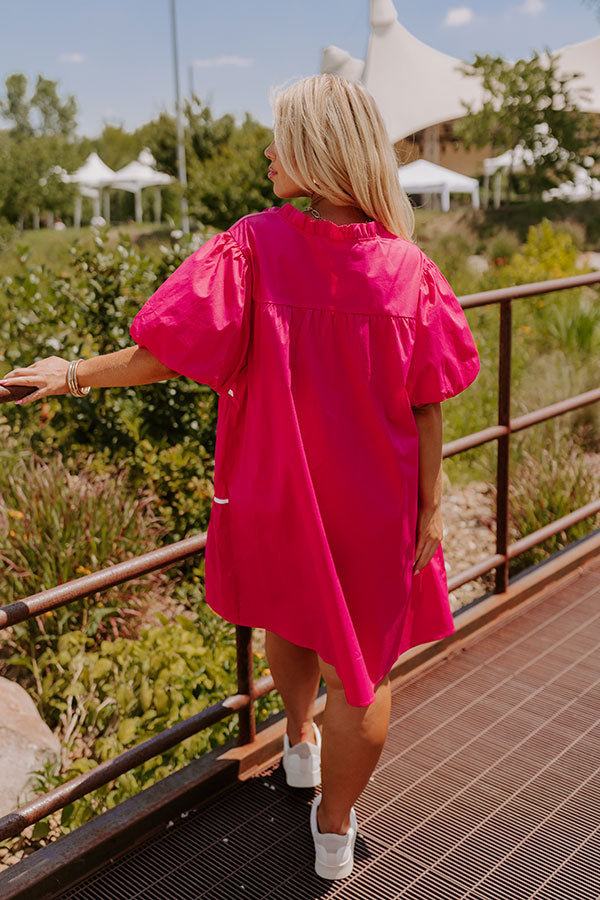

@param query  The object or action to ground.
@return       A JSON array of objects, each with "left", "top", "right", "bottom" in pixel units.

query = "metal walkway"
[{"left": 57, "top": 555, "right": 600, "bottom": 899}]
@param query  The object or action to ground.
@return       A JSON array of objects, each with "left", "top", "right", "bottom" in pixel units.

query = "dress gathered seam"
[{"left": 252, "top": 299, "right": 416, "bottom": 320}]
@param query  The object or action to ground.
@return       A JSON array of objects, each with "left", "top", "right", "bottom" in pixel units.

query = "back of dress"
[{"left": 130, "top": 203, "right": 481, "bottom": 707}]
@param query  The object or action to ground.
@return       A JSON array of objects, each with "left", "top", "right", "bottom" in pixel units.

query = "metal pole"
[{"left": 170, "top": 0, "right": 190, "bottom": 234}]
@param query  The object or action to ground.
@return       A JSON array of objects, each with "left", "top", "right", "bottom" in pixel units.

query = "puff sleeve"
[
  {"left": 129, "top": 230, "right": 251, "bottom": 394},
  {"left": 405, "top": 256, "right": 481, "bottom": 407}
]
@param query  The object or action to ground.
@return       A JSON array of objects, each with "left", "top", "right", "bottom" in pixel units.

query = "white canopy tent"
[
  {"left": 321, "top": 45, "right": 365, "bottom": 82},
  {"left": 63, "top": 150, "right": 172, "bottom": 226},
  {"left": 321, "top": 0, "right": 600, "bottom": 148},
  {"left": 109, "top": 149, "right": 173, "bottom": 224},
  {"left": 322, "top": 0, "right": 485, "bottom": 143},
  {"left": 62, "top": 152, "right": 116, "bottom": 226},
  {"left": 553, "top": 35, "right": 600, "bottom": 114},
  {"left": 398, "top": 159, "right": 480, "bottom": 211}
]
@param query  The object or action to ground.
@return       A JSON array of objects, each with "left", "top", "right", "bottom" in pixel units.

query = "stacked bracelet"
[{"left": 67, "top": 359, "right": 91, "bottom": 398}]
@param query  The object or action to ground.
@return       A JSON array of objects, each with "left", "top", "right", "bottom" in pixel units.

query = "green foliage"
[
  {"left": 9, "top": 615, "right": 279, "bottom": 835},
  {"left": 0, "top": 73, "right": 80, "bottom": 227},
  {"left": 482, "top": 218, "right": 581, "bottom": 286},
  {"left": 1, "top": 73, "right": 77, "bottom": 139},
  {"left": 508, "top": 434, "right": 600, "bottom": 576},
  {"left": 188, "top": 113, "right": 279, "bottom": 229},
  {"left": 0, "top": 228, "right": 219, "bottom": 462},
  {"left": 0, "top": 453, "right": 172, "bottom": 647},
  {"left": 485, "top": 229, "right": 521, "bottom": 265},
  {"left": 0, "top": 130, "right": 79, "bottom": 227},
  {"left": 455, "top": 51, "right": 598, "bottom": 201}
]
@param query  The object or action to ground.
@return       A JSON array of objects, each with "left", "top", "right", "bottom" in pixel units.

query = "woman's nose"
[{"left": 264, "top": 142, "right": 274, "bottom": 160}]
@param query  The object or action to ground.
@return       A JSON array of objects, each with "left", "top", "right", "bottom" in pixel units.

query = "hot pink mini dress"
[{"left": 130, "top": 203, "right": 481, "bottom": 706}]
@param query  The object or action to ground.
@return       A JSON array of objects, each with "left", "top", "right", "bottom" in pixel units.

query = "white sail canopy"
[
  {"left": 553, "top": 35, "right": 600, "bottom": 114},
  {"left": 321, "top": 1, "right": 600, "bottom": 144},
  {"left": 323, "top": 0, "right": 485, "bottom": 142}
]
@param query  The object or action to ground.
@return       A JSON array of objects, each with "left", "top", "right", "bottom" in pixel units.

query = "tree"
[
  {"left": 188, "top": 113, "right": 278, "bottom": 229},
  {"left": 0, "top": 74, "right": 33, "bottom": 138},
  {"left": 137, "top": 98, "right": 278, "bottom": 229},
  {"left": 455, "top": 51, "right": 598, "bottom": 203},
  {"left": 0, "top": 73, "right": 77, "bottom": 138},
  {"left": 0, "top": 73, "right": 79, "bottom": 227}
]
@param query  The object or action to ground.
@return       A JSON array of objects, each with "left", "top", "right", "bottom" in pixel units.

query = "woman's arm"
[
  {"left": 0, "top": 346, "right": 179, "bottom": 405},
  {"left": 411, "top": 402, "right": 444, "bottom": 574}
]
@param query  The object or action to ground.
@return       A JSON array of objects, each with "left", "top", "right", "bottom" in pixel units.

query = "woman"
[{"left": 0, "top": 75, "right": 480, "bottom": 881}]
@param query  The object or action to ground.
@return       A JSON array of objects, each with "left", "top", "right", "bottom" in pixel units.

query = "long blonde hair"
[{"left": 270, "top": 74, "right": 414, "bottom": 241}]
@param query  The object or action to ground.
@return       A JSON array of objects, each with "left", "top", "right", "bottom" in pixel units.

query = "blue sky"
[{"left": 1, "top": 0, "right": 598, "bottom": 138}]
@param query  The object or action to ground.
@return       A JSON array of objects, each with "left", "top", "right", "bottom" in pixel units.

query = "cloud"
[
  {"left": 192, "top": 55, "right": 254, "bottom": 69},
  {"left": 519, "top": 0, "right": 544, "bottom": 13},
  {"left": 58, "top": 52, "right": 85, "bottom": 63},
  {"left": 444, "top": 6, "right": 474, "bottom": 26}
]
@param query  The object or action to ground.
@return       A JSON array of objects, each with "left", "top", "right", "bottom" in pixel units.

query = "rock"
[
  {"left": 577, "top": 251, "right": 600, "bottom": 271},
  {"left": 0, "top": 677, "right": 61, "bottom": 817},
  {"left": 466, "top": 255, "right": 489, "bottom": 275}
]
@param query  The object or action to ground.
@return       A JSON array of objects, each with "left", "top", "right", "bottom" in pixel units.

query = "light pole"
[{"left": 170, "top": 0, "right": 190, "bottom": 234}]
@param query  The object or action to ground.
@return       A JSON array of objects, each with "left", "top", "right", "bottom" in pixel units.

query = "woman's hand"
[
  {"left": 0, "top": 357, "right": 70, "bottom": 405},
  {"left": 413, "top": 502, "right": 443, "bottom": 575}
]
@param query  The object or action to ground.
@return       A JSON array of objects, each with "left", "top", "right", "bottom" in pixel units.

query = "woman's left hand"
[
  {"left": 0, "top": 357, "right": 71, "bottom": 405},
  {"left": 413, "top": 502, "right": 443, "bottom": 575}
]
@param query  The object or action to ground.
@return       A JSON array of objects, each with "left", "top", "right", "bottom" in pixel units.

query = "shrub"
[
  {"left": 5, "top": 613, "right": 279, "bottom": 839},
  {"left": 0, "top": 228, "right": 220, "bottom": 461},
  {"left": 508, "top": 435, "right": 600, "bottom": 577},
  {"left": 0, "top": 453, "right": 172, "bottom": 650}
]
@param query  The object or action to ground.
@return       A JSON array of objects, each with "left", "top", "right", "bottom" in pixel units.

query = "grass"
[{"left": 0, "top": 222, "right": 219, "bottom": 276}]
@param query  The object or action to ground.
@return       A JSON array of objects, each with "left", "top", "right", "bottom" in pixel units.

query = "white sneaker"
[
  {"left": 310, "top": 793, "right": 357, "bottom": 880},
  {"left": 281, "top": 721, "right": 321, "bottom": 788}
]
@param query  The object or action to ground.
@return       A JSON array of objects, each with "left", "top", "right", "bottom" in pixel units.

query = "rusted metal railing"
[{"left": 0, "top": 269, "right": 599, "bottom": 842}]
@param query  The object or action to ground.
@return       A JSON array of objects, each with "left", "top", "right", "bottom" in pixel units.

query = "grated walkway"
[{"left": 59, "top": 556, "right": 600, "bottom": 899}]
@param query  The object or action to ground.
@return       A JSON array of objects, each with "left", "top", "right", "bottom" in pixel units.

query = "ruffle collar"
[{"left": 278, "top": 202, "right": 391, "bottom": 242}]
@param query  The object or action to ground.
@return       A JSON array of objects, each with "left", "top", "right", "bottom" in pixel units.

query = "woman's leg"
[
  {"left": 317, "top": 657, "right": 392, "bottom": 835},
  {"left": 264, "top": 630, "right": 322, "bottom": 745}
]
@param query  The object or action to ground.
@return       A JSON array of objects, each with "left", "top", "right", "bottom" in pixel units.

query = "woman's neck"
[{"left": 307, "top": 196, "right": 371, "bottom": 225}]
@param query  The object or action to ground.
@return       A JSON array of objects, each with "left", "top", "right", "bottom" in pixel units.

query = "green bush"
[
  {"left": 0, "top": 228, "right": 220, "bottom": 461},
  {"left": 0, "top": 453, "right": 172, "bottom": 648},
  {"left": 508, "top": 434, "right": 600, "bottom": 576},
  {"left": 5, "top": 613, "right": 278, "bottom": 836}
]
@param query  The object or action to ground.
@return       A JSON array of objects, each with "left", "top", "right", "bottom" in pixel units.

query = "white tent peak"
[
  {"left": 321, "top": 45, "right": 365, "bottom": 82},
  {"left": 362, "top": 11, "right": 484, "bottom": 141},
  {"left": 321, "top": 0, "right": 600, "bottom": 145},
  {"left": 138, "top": 147, "right": 157, "bottom": 168},
  {"left": 370, "top": 0, "right": 398, "bottom": 29},
  {"left": 65, "top": 152, "right": 115, "bottom": 188},
  {"left": 111, "top": 156, "right": 172, "bottom": 189}
]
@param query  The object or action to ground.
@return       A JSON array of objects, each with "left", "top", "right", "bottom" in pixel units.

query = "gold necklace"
[{"left": 306, "top": 205, "right": 372, "bottom": 223}]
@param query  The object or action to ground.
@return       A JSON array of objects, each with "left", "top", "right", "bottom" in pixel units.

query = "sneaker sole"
[{"left": 314, "top": 845, "right": 356, "bottom": 880}]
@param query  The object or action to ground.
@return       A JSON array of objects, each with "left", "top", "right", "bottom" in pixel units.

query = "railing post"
[
  {"left": 495, "top": 297, "right": 512, "bottom": 593},
  {"left": 235, "top": 625, "right": 256, "bottom": 745}
]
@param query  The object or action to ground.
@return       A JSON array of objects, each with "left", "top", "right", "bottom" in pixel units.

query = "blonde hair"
[{"left": 270, "top": 74, "right": 414, "bottom": 241}]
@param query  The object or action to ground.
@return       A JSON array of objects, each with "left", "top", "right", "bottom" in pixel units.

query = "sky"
[{"left": 0, "top": 0, "right": 598, "bottom": 139}]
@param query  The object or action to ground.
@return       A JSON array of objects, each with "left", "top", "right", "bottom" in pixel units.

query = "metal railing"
[{"left": 1, "top": 270, "right": 599, "bottom": 843}]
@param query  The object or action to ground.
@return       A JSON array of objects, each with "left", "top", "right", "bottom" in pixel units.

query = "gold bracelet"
[{"left": 67, "top": 359, "right": 91, "bottom": 398}]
